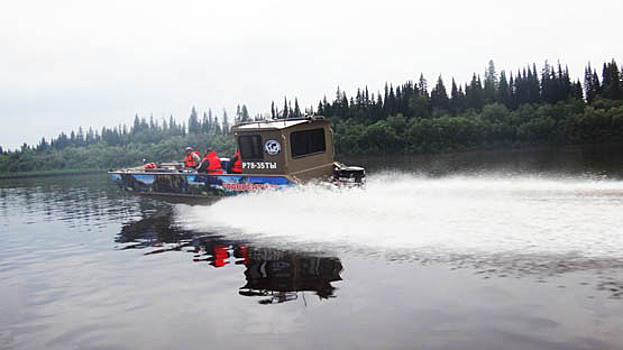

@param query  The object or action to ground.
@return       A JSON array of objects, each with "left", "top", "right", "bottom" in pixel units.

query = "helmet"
[{"left": 185, "top": 147, "right": 192, "bottom": 151}]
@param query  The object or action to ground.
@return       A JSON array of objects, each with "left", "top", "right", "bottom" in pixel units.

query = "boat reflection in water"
[
  {"left": 116, "top": 208, "right": 343, "bottom": 304},
  {"left": 239, "top": 248, "right": 342, "bottom": 304}
]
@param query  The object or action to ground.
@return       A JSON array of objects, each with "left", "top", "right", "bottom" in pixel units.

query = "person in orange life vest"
[
  {"left": 228, "top": 150, "right": 242, "bottom": 174},
  {"left": 184, "top": 147, "right": 201, "bottom": 168},
  {"left": 198, "top": 148, "right": 223, "bottom": 174}
]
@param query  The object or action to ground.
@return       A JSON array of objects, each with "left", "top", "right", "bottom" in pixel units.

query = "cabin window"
[
  {"left": 239, "top": 135, "right": 263, "bottom": 161},
  {"left": 290, "top": 128, "right": 326, "bottom": 158}
]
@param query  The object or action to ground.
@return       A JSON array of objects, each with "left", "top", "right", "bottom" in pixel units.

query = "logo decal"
[{"left": 264, "top": 139, "right": 281, "bottom": 156}]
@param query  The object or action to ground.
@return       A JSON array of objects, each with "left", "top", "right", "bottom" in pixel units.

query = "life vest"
[
  {"left": 201, "top": 152, "right": 223, "bottom": 174},
  {"left": 184, "top": 151, "right": 200, "bottom": 167},
  {"left": 144, "top": 163, "right": 157, "bottom": 170},
  {"left": 211, "top": 245, "right": 229, "bottom": 268},
  {"left": 231, "top": 152, "right": 242, "bottom": 173}
]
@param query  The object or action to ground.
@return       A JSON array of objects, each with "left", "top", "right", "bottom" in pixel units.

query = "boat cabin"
[{"left": 232, "top": 117, "right": 335, "bottom": 182}]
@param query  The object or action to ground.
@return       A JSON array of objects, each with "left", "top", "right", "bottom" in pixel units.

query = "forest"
[{"left": 1, "top": 59, "right": 622, "bottom": 174}]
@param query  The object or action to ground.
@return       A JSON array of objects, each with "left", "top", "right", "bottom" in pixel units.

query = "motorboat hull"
[{"left": 108, "top": 171, "right": 295, "bottom": 198}]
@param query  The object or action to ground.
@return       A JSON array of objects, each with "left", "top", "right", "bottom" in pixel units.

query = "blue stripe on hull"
[{"left": 109, "top": 172, "right": 293, "bottom": 197}]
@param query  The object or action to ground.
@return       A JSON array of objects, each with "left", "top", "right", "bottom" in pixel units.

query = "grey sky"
[{"left": 1, "top": 0, "right": 621, "bottom": 149}]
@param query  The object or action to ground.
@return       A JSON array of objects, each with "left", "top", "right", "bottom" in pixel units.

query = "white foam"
[{"left": 175, "top": 173, "right": 623, "bottom": 258}]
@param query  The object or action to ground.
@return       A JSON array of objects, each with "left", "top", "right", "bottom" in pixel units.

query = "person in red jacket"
[
  {"left": 228, "top": 150, "right": 242, "bottom": 174},
  {"left": 198, "top": 148, "right": 223, "bottom": 174},
  {"left": 184, "top": 147, "right": 201, "bottom": 168}
]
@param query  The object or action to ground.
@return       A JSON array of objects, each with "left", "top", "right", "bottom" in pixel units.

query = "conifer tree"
[
  {"left": 77, "top": 127, "right": 85, "bottom": 146},
  {"left": 602, "top": 59, "right": 621, "bottom": 100},
  {"left": 202, "top": 112, "right": 209, "bottom": 132},
  {"left": 317, "top": 100, "right": 324, "bottom": 116},
  {"left": 497, "top": 71, "right": 512, "bottom": 108},
  {"left": 37, "top": 137, "right": 48, "bottom": 152},
  {"left": 417, "top": 74, "right": 428, "bottom": 97},
  {"left": 530, "top": 63, "right": 540, "bottom": 103},
  {"left": 430, "top": 75, "right": 449, "bottom": 113},
  {"left": 214, "top": 116, "right": 222, "bottom": 134},
  {"left": 241, "top": 104, "right": 250, "bottom": 122},
  {"left": 483, "top": 60, "right": 498, "bottom": 104},
  {"left": 571, "top": 80, "right": 584, "bottom": 100},
  {"left": 235, "top": 105, "right": 242, "bottom": 124},
  {"left": 293, "top": 98, "right": 301, "bottom": 118},
  {"left": 282, "top": 97, "right": 289, "bottom": 119},
  {"left": 86, "top": 127, "right": 95, "bottom": 144},
  {"left": 222, "top": 109, "right": 230, "bottom": 133},
  {"left": 132, "top": 114, "right": 140, "bottom": 134},
  {"left": 449, "top": 78, "right": 461, "bottom": 115},
  {"left": 188, "top": 106, "right": 200, "bottom": 133},
  {"left": 541, "top": 60, "right": 553, "bottom": 103},
  {"left": 465, "top": 74, "right": 484, "bottom": 110},
  {"left": 584, "top": 63, "right": 600, "bottom": 103},
  {"left": 388, "top": 85, "right": 396, "bottom": 116}
]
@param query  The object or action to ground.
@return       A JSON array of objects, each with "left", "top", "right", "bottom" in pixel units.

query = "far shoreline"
[
  {"left": 0, "top": 169, "right": 105, "bottom": 180},
  {"left": 3, "top": 141, "right": 623, "bottom": 180}
]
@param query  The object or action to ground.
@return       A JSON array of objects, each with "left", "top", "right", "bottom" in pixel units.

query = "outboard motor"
[{"left": 332, "top": 163, "right": 366, "bottom": 187}]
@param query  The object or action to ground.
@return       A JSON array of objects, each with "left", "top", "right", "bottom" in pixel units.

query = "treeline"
[
  {"left": 18, "top": 106, "right": 241, "bottom": 152},
  {"left": 1, "top": 59, "right": 622, "bottom": 174},
  {"left": 321, "top": 60, "right": 623, "bottom": 154},
  {"left": 0, "top": 107, "right": 243, "bottom": 173}
]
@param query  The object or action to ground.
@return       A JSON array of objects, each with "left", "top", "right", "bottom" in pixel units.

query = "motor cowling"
[{"left": 332, "top": 165, "right": 366, "bottom": 186}]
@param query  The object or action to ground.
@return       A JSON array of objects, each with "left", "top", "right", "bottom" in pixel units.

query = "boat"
[{"left": 108, "top": 116, "right": 366, "bottom": 199}]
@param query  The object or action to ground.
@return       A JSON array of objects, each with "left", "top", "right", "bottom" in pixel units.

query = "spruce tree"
[
  {"left": 77, "top": 127, "right": 85, "bottom": 146},
  {"left": 465, "top": 74, "right": 484, "bottom": 110},
  {"left": 132, "top": 114, "right": 140, "bottom": 134},
  {"left": 188, "top": 106, "right": 200, "bottom": 133},
  {"left": 541, "top": 60, "right": 553, "bottom": 103},
  {"left": 602, "top": 59, "right": 621, "bottom": 100},
  {"left": 571, "top": 80, "right": 584, "bottom": 100},
  {"left": 201, "top": 112, "right": 208, "bottom": 132},
  {"left": 235, "top": 105, "right": 242, "bottom": 124},
  {"left": 241, "top": 104, "right": 250, "bottom": 122},
  {"left": 418, "top": 74, "right": 428, "bottom": 96},
  {"left": 293, "top": 98, "right": 301, "bottom": 118},
  {"left": 483, "top": 60, "right": 497, "bottom": 104},
  {"left": 497, "top": 71, "right": 512, "bottom": 108},
  {"left": 584, "top": 63, "right": 597, "bottom": 103},
  {"left": 222, "top": 109, "right": 230, "bottom": 133},
  {"left": 527, "top": 66, "right": 540, "bottom": 104},
  {"left": 430, "top": 75, "right": 449, "bottom": 113},
  {"left": 450, "top": 78, "right": 461, "bottom": 115}
]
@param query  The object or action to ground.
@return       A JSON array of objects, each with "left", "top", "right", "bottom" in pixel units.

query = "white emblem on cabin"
[{"left": 264, "top": 139, "right": 281, "bottom": 156}]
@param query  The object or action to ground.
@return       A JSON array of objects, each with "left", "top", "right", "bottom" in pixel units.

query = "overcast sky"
[{"left": 1, "top": 0, "right": 621, "bottom": 149}]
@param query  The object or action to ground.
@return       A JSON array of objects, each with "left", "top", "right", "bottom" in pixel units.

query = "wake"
[{"left": 174, "top": 173, "right": 623, "bottom": 259}]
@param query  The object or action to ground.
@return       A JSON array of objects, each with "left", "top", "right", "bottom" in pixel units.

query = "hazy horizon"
[{"left": 1, "top": 0, "right": 622, "bottom": 150}]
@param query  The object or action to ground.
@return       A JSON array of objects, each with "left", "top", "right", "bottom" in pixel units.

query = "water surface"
[{"left": 2, "top": 146, "right": 623, "bottom": 349}]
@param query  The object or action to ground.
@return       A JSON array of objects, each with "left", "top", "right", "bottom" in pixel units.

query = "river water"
[{"left": 2, "top": 146, "right": 623, "bottom": 350}]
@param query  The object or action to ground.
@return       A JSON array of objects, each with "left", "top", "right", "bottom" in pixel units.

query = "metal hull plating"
[{"left": 109, "top": 171, "right": 294, "bottom": 198}]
